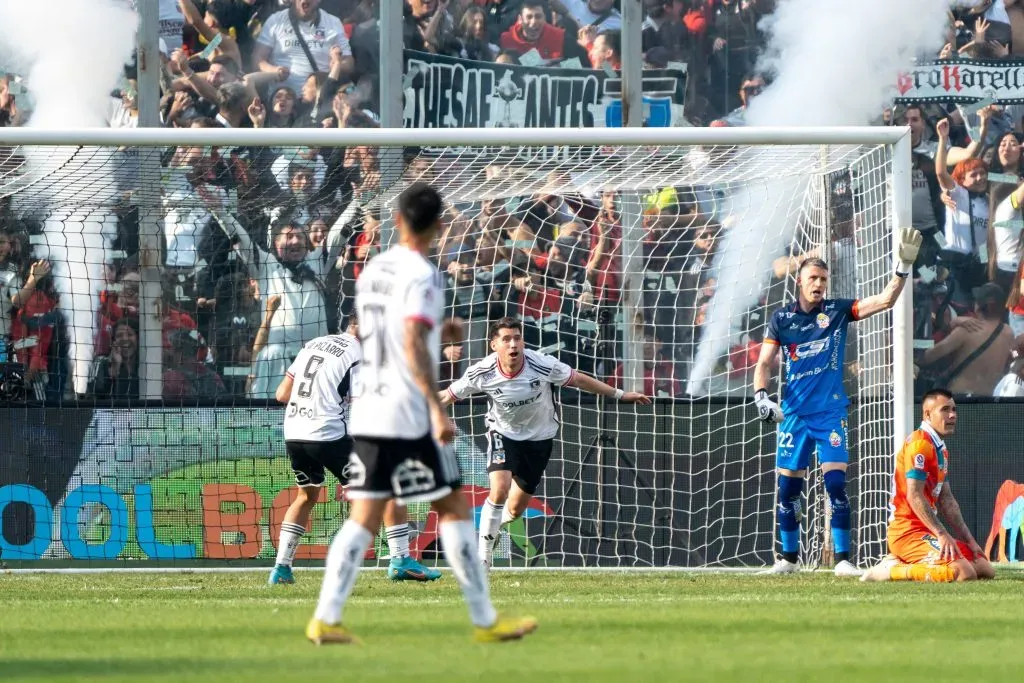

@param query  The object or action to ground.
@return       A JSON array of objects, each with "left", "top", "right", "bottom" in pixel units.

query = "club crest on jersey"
[
  {"left": 914, "top": 453, "right": 926, "bottom": 470},
  {"left": 816, "top": 313, "right": 830, "bottom": 329},
  {"left": 829, "top": 431, "right": 842, "bottom": 448}
]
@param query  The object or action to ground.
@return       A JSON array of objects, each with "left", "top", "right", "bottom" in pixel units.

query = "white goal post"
[{"left": 0, "top": 126, "right": 912, "bottom": 570}]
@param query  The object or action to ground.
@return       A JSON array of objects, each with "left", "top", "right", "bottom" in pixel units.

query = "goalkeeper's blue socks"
[
  {"left": 776, "top": 474, "right": 804, "bottom": 564},
  {"left": 824, "top": 469, "right": 852, "bottom": 563}
]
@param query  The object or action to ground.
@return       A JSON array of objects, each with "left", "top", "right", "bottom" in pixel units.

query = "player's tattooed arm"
[
  {"left": 906, "top": 479, "right": 948, "bottom": 538},
  {"left": 937, "top": 483, "right": 982, "bottom": 553}
]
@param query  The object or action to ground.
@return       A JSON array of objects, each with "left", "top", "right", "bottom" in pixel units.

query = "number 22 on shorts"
[{"left": 489, "top": 432, "right": 506, "bottom": 465}]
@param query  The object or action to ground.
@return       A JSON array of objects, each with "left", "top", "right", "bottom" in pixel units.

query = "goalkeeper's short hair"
[{"left": 798, "top": 257, "right": 829, "bottom": 275}]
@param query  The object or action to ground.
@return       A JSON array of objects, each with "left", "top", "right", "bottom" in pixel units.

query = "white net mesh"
[{"left": 0, "top": 136, "right": 901, "bottom": 567}]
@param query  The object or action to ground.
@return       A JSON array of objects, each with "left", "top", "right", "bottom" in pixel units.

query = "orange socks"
[{"left": 889, "top": 563, "right": 956, "bottom": 582}]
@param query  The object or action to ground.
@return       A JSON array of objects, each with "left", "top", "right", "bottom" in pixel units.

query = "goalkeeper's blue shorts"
[{"left": 776, "top": 409, "right": 849, "bottom": 471}]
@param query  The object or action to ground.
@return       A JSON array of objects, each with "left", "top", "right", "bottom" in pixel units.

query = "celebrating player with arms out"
[
  {"left": 440, "top": 317, "right": 651, "bottom": 568},
  {"left": 269, "top": 315, "right": 440, "bottom": 585},
  {"left": 861, "top": 389, "right": 995, "bottom": 583},
  {"left": 753, "top": 228, "right": 923, "bottom": 576},
  {"left": 307, "top": 183, "right": 537, "bottom": 645}
]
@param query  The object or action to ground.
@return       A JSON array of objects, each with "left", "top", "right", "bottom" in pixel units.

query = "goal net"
[{"left": 0, "top": 127, "right": 911, "bottom": 569}]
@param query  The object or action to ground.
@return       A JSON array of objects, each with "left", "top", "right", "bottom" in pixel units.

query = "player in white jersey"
[
  {"left": 268, "top": 316, "right": 441, "bottom": 585},
  {"left": 307, "top": 183, "right": 538, "bottom": 645},
  {"left": 440, "top": 316, "right": 650, "bottom": 567}
]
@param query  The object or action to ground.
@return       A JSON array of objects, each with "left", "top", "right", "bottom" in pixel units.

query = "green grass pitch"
[{"left": 1, "top": 570, "right": 1022, "bottom": 682}]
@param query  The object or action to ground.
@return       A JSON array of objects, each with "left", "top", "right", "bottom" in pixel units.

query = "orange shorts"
[{"left": 888, "top": 529, "right": 976, "bottom": 565}]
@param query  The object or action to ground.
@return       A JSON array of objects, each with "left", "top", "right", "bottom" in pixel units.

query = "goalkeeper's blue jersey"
[{"left": 764, "top": 299, "right": 860, "bottom": 418}]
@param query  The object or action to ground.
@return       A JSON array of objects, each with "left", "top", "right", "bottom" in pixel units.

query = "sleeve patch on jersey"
[{"left": 913, "top": 453, "right": 926, "bottom": 470}]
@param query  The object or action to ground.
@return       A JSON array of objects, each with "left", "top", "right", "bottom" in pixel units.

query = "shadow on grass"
[{"left": 0, "top": 658, "right": 238, "bottom": 680}]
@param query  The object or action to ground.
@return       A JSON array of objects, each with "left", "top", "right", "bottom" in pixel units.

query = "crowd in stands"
[{"left": 1, "top": 0, "right": 1024, "bottom": 401}]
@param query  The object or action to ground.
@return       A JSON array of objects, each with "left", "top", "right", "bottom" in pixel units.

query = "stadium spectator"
[
  {"left": 988, "top": 180, "right": 1024, "bottom": 293},
  {"left": 1006, "top": 253, "right": 1024, "bottom": 337},
  {"left": 265, "top": 85, "right": 301, "bottom": 127},
  {"left": 586, "top": 29, "right": 621, "bottom": 70},
  {"left": 0, "top": 229, "right": 31, "bottom": 348},
  {"left": 500, "top": 1, "right": 567, "bottom": 62},
  {"left": 987, "top": 130, "right": 1023, "bottom": 178},
  {"left": 641, "top": 0, "right": 690, "bottom": 57},
  {"left": 8, "top": 256, "right": 62, "bottom": 399},
  {"left": 252, "top": 0, "right": 354, "bottom": 93},
  {"left": 711, "top": 73, "right": 763, "bottom": 127},
  {"left": 917, "top": 282, "right": 1013, "bottom": 396},
  {"left": 90, "top": 317, "right": 142, "bottom": 400},
  {"left": 203, "top": 193, "right": 349, "bottom": 398},
  {"left": 457, "top": 5, "right": 499, "bottom": 60},
  {"left": 0, "top": 74, "right": 23, "bottom": 127},
  {"left": 405, "top": 0, "right": 461, "bottom": 55},
  {"left": 935, "top": 118, "right": 991, "bottom": 308},
  {"left": 478, "top": 0, "right": 528, "bottom": 46},
  {"left": 179, "top": 0, "right": 244, "bottom": 69},
  {"left": 609, "top": 331, "right": 683, "bottom": 397},
  {"left": 551, "top": 0, "right": 622, "bottom": 32},
  {"left": 162, "top": 328, "right": 226, "bottom": 400}
]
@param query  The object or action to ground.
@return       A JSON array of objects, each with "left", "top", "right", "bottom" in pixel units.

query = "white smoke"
[
  {"left": 687, "top": 0, "right": 948, "bottom": 394},
  {"left": 0, "top": 0, "right": 136, "bottom": 394}
]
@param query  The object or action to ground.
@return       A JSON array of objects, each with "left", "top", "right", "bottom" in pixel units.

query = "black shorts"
[
  {"left": 286, "top": 437, "right": 353, "bottom": 488},
  {"left": 486, "top": 431, "right": 553, "bottom": 495},
  {"left": 348, "top": 434, "right": 462, "bottom": 504}
]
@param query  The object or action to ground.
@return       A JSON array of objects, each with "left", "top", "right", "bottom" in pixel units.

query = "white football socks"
[
  {"left": 385, "top": 523, "right": 410, "bottom": 559},
  {"left": 275, "top": 521, "right": 305, "bottom": 567},
  {"left": 440, "top": 519, "right": 497, "bottom": 627},
  {"left": 313, "top": 521, "right": 373, "bottom": 625},
  {"left": 500, "top": 505, "right": 517, "bottom": 526},
  {"left": 478, "top": 499, "right": 504, "bottom": 563}
]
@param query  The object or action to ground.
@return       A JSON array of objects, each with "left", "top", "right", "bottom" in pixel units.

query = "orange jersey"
[{"left": 888, "top": 423, "right": 949, "bottom": 538}]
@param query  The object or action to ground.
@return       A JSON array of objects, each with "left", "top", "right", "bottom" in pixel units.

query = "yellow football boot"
[{"left": 306, "top": 618, "right": 360, "bottom": 645}]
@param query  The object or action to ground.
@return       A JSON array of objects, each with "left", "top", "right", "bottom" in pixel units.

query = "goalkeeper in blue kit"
[{"left": 752, "top": 228, "right": 922, "bottom": 576}]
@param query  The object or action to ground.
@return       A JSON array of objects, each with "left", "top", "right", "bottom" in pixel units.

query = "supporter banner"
[
  {"left": 402, "top": 50, "right": 687, "bottom": 130},
  {"left": 894, "top": 59, "right": 1024, "bottom": 104}
]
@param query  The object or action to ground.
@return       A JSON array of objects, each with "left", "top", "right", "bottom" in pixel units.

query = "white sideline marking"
[
  {"left": 3, "top": 592, "right": 1015, "bottom": 609},
  {"left": 5, "top": 564, "right": 1022, "bottom": 576},
  {"left": 1, "top": 566, "right": 766, "bottom": 576}
]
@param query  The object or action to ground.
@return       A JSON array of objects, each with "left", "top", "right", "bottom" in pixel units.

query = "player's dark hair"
[
  {"left": 922, "top": 388, "right": 954, "bottom": 403},
  {"left": 489, "top": 316, "right": 523, "bottom": 340},
  {"left": 798, "top": 257, "right": 829, "bottom": 275},
  {"left": 397, "top": 182, "right": 444, "bottom": 235}
]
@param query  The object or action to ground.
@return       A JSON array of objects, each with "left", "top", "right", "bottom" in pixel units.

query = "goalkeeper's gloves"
[
  {"left": 754, "top": 389, "right": 784, "bottom": 424},
  {"left": 895, "top": 227, "right": 923, "bottom": 277}
]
